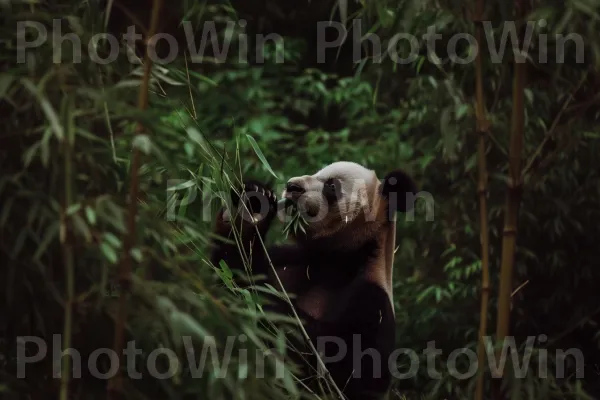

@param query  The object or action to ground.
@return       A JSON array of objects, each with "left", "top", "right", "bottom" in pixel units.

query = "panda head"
[{"left": 279, "top": 161, "right": 417, "bottom": 247}]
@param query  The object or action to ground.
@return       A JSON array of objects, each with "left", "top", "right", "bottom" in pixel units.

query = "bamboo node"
[{"left": 476, "top": 119, "right": 490, "bottom": 133}]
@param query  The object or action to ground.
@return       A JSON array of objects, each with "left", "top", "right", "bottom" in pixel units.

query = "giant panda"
[{"left": 210, "top": 161, "right": 418, "bottom": 400}]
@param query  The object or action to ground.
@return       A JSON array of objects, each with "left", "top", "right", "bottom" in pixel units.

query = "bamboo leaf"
[
  {"left": 456, "top": 104, "right": 469, "bottom": 120},
  {"left": 100, "top": 242, "right": 118, "bottom": 264},
  {"left": 12, "top": 229, "right": 28, "bottom": 259},
  {"left": 21, "top": 79, "right": 64, "bottom": 140},
  {"left": 133, "top": 134, "right": 152, "bottom": 154},
  {"left": 218, "top": 260, "right": 234, "bottom": 290},
  {"left": 245, "top": 134, "right": 279, "bottom": 179},
  {"left": 33, "top": 221, "right": 59, "bottom": 261},
  {"left": 104, "top": 232, "right": 122, "bottom": 248},
  {"left": 23, "top": 141, "right": 41, "bottom": 167},
  {"left": 0, "top": 73, "right": 14, "bottom": 99},
  {"left": 73, "top": 214, "right": 92, "bottom": 243},
  {"left": 85, "top": 207, "right": 97, "bottom": 226},
  {"left": 130, "top": 248, "right": 143, "bottom": 262},
  {"left": 0, "top": 197, "right": 14, "bottom": 228},
  {"left": 66, "top": 204, "right": 81, "bottom": 216}
]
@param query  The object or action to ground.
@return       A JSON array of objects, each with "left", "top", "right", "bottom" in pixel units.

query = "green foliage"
[
  {"left": 2, "top": 0, "right": 600, "bottom": 399},
  {"left": 0, "top": 2, "right": 302, "bottom": 399}
]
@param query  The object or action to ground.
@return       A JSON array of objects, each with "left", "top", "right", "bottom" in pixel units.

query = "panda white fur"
[{"left": 211, "top": 161, "right": 418, "bottom": 400}]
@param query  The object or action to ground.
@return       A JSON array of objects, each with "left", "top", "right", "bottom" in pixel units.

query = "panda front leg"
[{"left": 210, "top": 180, "right": 278, "bottom": 283}]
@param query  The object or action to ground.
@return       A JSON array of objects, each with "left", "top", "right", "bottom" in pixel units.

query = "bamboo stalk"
[
  {"left": 494, "top": 0, "right": 527, "bottom": 395},
  {"left": 473, "top": 0, "right": 491, "bottom": 397},
  {"left": 107, "top": 0, "right": 163, "bottom": 397},
  {"left": 60, "top": 104, "right": 75, "bottom": 400}
]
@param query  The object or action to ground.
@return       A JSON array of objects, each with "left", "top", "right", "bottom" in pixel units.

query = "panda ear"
[{"left": 380, "top": 169, "right": 418, "bottom": 212}]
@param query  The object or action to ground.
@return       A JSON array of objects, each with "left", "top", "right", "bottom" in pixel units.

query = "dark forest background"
[{"left": 1, "top": 0, "right": 600, "bottom": 399}]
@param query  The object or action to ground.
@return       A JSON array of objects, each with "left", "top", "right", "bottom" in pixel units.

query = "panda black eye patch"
[{"left": 323, "top": 178, "right": 342, "bottom": 202}]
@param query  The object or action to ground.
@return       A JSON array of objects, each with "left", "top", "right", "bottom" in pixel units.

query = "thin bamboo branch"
[
  {"left": 548, "top": 305, "right": 600, "bottom": 347},
  {"left": 473, "top": 1, "right": 491, "bottom": 399},
  {"left": 107, "top": 0, "right": 163, "bottom": 397},
  {"left": 184, "top": 51, "right": 197, "bottom": 120},
  {"left": 490, "top": 64, "right": 506, "bottom": 114},
  {"left": 253, "top": 232, "right": 347, "bottom": 400},
  {"left": 522, "top": 73, "right": 587, "bottom": 178},
  {"left": 510, "top": 279, "right": 529, "bottom": 297},
  {"left": 494, "top": 0, "right": 527, "bottom": 395}
]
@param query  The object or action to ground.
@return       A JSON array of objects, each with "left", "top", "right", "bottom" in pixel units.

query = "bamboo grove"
[{"left": 1, "top": 0, "right": 600, "bottom": 399}]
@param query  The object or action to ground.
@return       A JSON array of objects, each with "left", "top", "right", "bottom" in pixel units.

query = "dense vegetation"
[{"left": 1, "top": 0, "right": 599, "bottom": 399}]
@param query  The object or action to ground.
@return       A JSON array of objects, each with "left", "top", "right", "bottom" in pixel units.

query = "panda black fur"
[{"left": 210, "top": 161, "right": 418, "bottom": 400}]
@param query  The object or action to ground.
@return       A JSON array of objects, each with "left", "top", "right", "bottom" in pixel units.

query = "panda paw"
[{"left": 223, "top": 180, "right": 277, "bottom": 228}]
